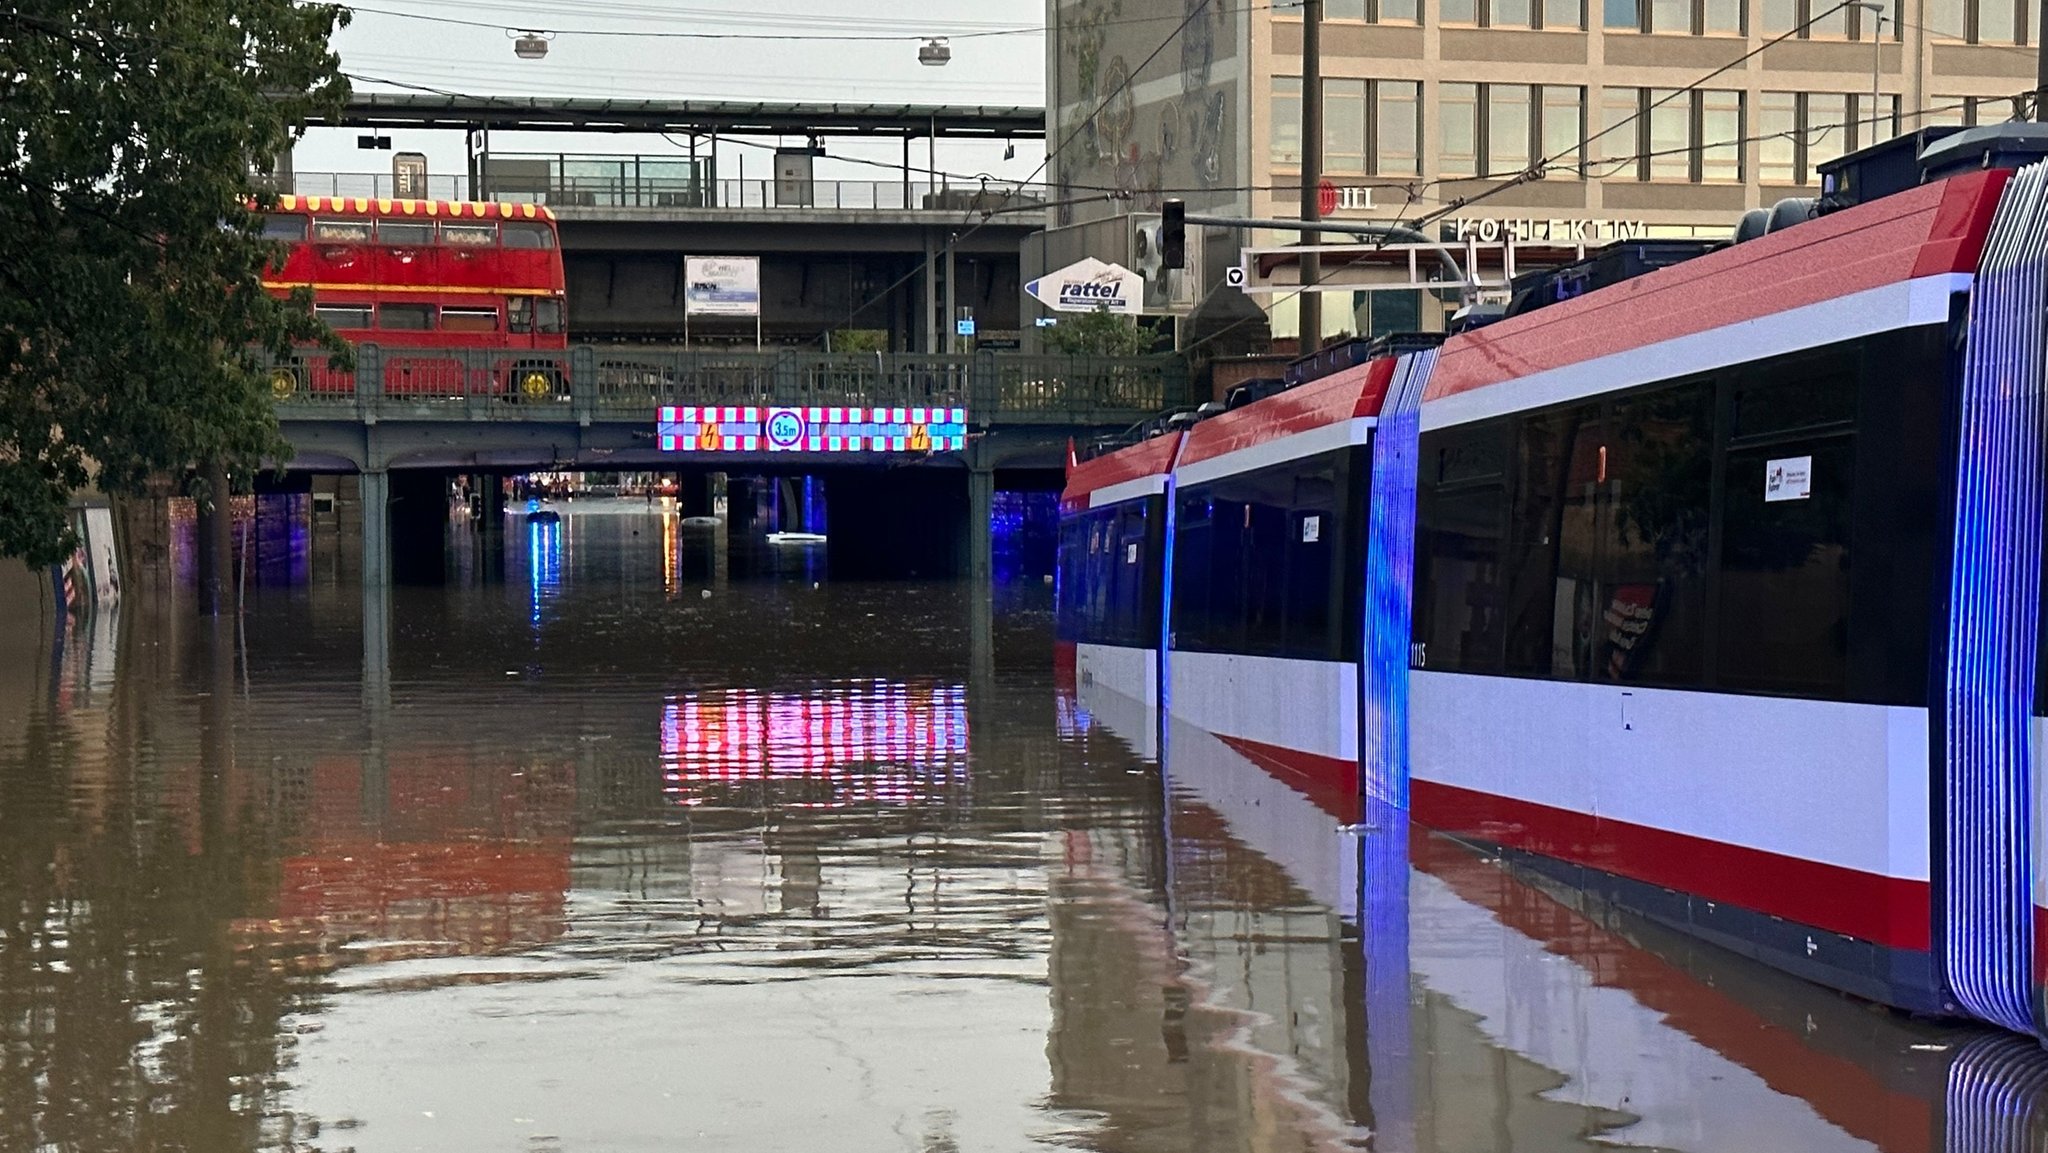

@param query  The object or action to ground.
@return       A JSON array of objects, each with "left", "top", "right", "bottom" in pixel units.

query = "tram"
[{"left": 1057, "top": 123, "right": 2048, "bottom": 1040}]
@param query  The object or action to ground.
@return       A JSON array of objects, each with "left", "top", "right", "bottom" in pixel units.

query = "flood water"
[{"left": 6, "top": 501, "right": 2048, "bottom": 1152}]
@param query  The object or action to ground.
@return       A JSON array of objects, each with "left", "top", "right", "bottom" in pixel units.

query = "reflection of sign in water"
[
  {"left": 765, "top": 408, "right": 807, "bottom": 449},
  {"left": 684, "top": 255, "right": 762, "bottom": 317},
  {"left": 660, "top": 682, "right": 969, "bottom": 808},
  {"left": 1765, "top": 455, "right": 1813, "bottom": 502}
]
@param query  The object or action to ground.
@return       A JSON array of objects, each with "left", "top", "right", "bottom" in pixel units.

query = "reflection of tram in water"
[
  {"left": 1064, "top": 670, "right": 2048, "bottom": 1150},
  {"left": 1058, "top": 124, "right": 2048, "bottom": 1044}
]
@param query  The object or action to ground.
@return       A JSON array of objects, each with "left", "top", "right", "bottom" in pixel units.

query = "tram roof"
[
  {"left": 269, "top": 194, "right": 558, "bottom": 221},
  {"left": 1174, "top": 357, "right": 1398, "bottom": 469},
  {"left": 1426, "top": 168, "right": 2010, "bottom": 406},
  {"left": 1062, "top": 431, "right": 1183, "bottom": 508}
]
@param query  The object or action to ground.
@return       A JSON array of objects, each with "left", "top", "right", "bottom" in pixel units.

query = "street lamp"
[
  {"left": 919, "top": 37, "right": 951, "bottom": 66},
  {"left": 511, "top": 29, "right": 553, "bottom": 59}
]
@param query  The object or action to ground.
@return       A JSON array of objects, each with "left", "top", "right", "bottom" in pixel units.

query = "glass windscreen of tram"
[{"left": 1411, "top": 326, "right": 1950, "bottom": 705}]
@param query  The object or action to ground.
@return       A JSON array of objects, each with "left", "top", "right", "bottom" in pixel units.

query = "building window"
[
  {"left": 1442, "top": 84, "right": 1585, "bottom": 179},
  {"left": 1700, "top": 89, "right": 1743, "bottom": 181},
  {"left": 1599, "top": 89, "right": 1744, "bottom": 182},
  {"left": 1328, "top": 0, "right": 1367, "bottom": 16},
  {"left": 1948, "top": 0, "right": 2028, "bottom": 41},
  {"left": 1377, "top": 0, "right": 1421, "bottom": 21},
  {"left": 1273, "top": 76, "right": 1303, "bottom": 167},
  {"left": 1489, "top": 85, "right": 1532, "bottom": 176},
  {"left": 1763, "top": 0, "right": 1900, "bottom": 37},
  {"left": 1756, "top": 92, "right": 1901, "bottom": 185},
  {"left": 1541, "top": 86, "right": 1583, "bottom": 176},
  {"left": 1442, "top": 0, "right": 1578, "bottom": 25},
  {"left": 1378, "top": 81, "right": 1422, "bottom": 175},
  {"left": 1617, "top": 0, "right": 1747, "bottom": 30},
  {"left": 1322, "top": 79, "right": 1423, "bottom": 176},
  {"left": 1928, "top": 94, "right": 2020, "bottom": 126},
  {"left": 1441, "top": 82, "right": 1478, "bottom": 175},
  {"left": 1326, "top": 79, "right": 1369, "bottom": 174}
]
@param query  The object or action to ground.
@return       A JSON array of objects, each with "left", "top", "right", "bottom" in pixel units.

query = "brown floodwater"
[{"left": 3, "top": 502, "right": 2046, "bottom": 1152}]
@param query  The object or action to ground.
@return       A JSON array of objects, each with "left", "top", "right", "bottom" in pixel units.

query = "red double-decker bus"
[{"left": 261, "top": 194, "right": 569, "bottom": 398}]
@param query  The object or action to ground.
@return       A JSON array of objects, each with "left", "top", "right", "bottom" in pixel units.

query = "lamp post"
[{"left": 511, "top": 29, "right": 552, "bottom": 59}]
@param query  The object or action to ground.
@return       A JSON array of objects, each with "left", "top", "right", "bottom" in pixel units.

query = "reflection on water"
[{"left": 6, "top": 505, "right": 2048, "bottom": 1151}]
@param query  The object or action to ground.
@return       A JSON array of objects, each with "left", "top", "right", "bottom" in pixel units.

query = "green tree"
[
  {"left": 1042, "top": 305, "right": 1158, "bottom": 356},
  {"left": 0, "top": 0, "right": 350, "bottom": 564}
]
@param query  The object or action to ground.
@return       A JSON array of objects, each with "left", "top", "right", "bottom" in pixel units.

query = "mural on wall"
[{"left": 1054, "top": 0, "right": 1238, "bottom": 227}]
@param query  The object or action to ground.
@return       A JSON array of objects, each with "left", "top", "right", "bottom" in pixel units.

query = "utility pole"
[{"left": 1298, "top": 0, "right": 1323, "bottom": 352}]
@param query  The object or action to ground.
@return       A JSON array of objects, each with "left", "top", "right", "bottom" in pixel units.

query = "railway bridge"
[{"left": 264, "top": 341, "right": 1192, "bottom": 585}]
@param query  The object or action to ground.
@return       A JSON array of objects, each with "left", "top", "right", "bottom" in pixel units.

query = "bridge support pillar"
[
  {"left": 360, "top": 470, "right": 390, "bottom": 588},
  {"left": 968, "top": 466, "right": 993, "bottom": 590}
]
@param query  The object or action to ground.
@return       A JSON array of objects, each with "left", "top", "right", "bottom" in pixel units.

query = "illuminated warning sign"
[{"left": 654, "top": 406, "right": 969, "bottom": 454}]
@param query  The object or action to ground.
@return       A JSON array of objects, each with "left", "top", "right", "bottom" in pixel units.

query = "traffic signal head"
[{"left": 1161, "top": 198, "right": 1186, "bottom": 270}]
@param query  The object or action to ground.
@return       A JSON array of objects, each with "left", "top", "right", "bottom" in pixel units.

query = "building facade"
[{"left": 1046, "top": 0, "right": 2038, "bottom": 344}]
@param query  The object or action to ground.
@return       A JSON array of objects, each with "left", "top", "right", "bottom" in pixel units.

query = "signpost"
[{"left": 684, "top": 255, "right": 763, "bottom": 348}]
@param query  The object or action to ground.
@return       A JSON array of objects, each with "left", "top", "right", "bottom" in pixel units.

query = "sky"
[{"left": 295, "top": 0, "right": 1052, "bottom": 194}]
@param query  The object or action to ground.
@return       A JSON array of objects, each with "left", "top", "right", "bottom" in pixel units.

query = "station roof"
[{"left": 319, "top": 93, "right": 1046, "bottom": 139}]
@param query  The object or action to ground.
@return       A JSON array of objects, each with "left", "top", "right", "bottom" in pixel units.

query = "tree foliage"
[
  {"left": 1042, "top": 306, "right": 1159, "bottom": 357},
  {"left": 0, "top": 0, "right": 350, "bottom": 564}
]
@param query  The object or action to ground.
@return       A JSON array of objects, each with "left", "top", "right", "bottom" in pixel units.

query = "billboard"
[
  {"left": 657, "top": 406, "right": 968, "bottom": 453},
  {"left": 684, "top": 256, "right": 761, "bottom": 317},
  {"left": 1025, "top": 257, "right": 1144, "bottom": 315}
]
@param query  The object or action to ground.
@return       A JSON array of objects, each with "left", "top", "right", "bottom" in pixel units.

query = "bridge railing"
[{"left": 261, "top": 345, "right": 1191, "bottom": 425}]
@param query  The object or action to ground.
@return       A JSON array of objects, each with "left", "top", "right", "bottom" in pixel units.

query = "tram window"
[
  {"left": 1717, "top": 436, "right": 1854, "bottom": 695},
  {"left": 376, "top": 220, "right": 434, "bottom": 246},
  {"left": 310, "top": 218, "right": 370, "bottom": 243},
  {"left": 440, "top": 308, "right": 500, "bottom": 332},
  {"left": 1504, "top": 405, "right": 1602, "bottom": 677},
  {"left": 313, "top": 304, "right": 371, "bottom": 329},
  {"left": 377, "top": 303, "right": 434, "bottom": 330},
  {"left": 1287, "top": 467, "right": 1339, "bottom": 659},
  {"left": 503, "top": 221, "right": 556, "bottom": 249},
  {"left": 1172, "top": 492, "right": 1214, "bottom": 647},
  {"left": 1734, "top": 349, "right": 1856, "bottom": 439},
  {"left": 1605, "top": 382, "right": 1713, "bottom": 685},
  {"left": 1415, "top": 423, "right": 1508, "bottom": 673},
  {"left": 441, "top": 222, "right": 497, "bottom": 247},
  {"left": 262, "top": 214, "right": 306, "bottom": 241}
]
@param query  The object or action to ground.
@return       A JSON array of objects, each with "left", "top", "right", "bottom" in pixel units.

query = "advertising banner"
[
  {"left": 1026, "top": 257, "right": 1144, "bottom": 315},
  {"left": 684, "top": 256, "right": 762, "bottom": 317}
]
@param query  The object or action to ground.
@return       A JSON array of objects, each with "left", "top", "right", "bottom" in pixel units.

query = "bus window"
[
  {"left": 262, "top": 214, "right": 306, "bottom": 241},
  {"left": 503, "top": 221, "right": 556, "bottom": 249},
  {"left": 508, "top": 297, "right": 533, "bottom": 333},
  {"left": 536, "top": 298, "right": 565, "bottom": 334},
  {"left": 377, "top": 220, "right": 434, "bottom": 246},
  {"left": 442, "top": 308, "right": 500, "bottom": 333},
  {"left": 442, "top": 222, "right": 497, "bottom": 247},
  {"left": 315, "top": 304, "right": 372, "bottom": 329},
  {"left": 378, "top": 303, "right": 434, "bottom": 330},
  {"left": 311, "top": 218, "right": 371, "bottom": 243}
]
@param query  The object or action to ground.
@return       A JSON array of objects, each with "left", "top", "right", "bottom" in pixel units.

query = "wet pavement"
[{"left": 4, "top": 501, "right": 2047, "bottom": 1152}]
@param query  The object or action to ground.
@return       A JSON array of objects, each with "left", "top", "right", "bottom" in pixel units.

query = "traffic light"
[{"left": 1160, "top": 198, "right": 1186, "bottom": 270}]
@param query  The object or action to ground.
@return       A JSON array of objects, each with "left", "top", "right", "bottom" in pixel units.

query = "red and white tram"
[{"left": 1058, "top": 124, "right": 2048, "bottom": 1040}]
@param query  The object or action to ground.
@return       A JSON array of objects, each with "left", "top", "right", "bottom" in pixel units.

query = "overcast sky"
[{"left": 296, "top": 0, "right": 1051, "bottom": 192}]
